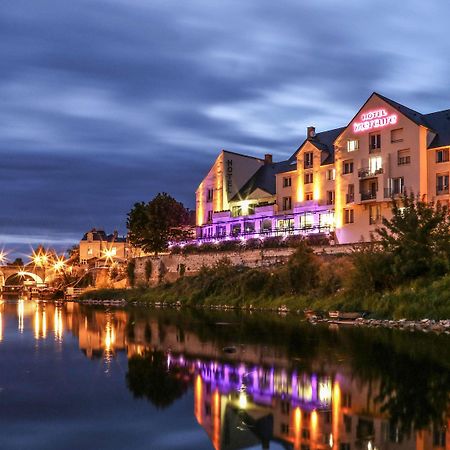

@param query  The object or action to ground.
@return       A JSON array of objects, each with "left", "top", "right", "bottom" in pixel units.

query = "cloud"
[{"left": 0, "top": 0, "right": 449, "bottom": 254}]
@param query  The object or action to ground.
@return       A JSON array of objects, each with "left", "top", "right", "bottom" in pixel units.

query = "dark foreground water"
[{"left": 0, "top": 300, "right": 449, "bottom": 450}]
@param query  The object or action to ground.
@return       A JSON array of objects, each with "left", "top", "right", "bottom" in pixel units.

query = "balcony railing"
[
  {"left": 369, "top": 145, "right": 381, "bottom": 154},
  {"left": 361, "top": 192, "right": 377, "bottom": 201},
  {"left": 358, "top": 167, "right": 384, "bottom": 179},
  {"left": 346, "top": 193, "right": 355, "bottom": 203},
  {"left": 195, "top": 225, "right": 333, "bottom": 243},
  {"left": 437, "top": 187, "right": 450, "bottom": 196},
  {"left": 384, "top": 187, "right": 405, "bottom": 198}
]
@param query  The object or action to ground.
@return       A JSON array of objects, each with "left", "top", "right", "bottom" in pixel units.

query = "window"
[
  {"left": 343, "top": 160, "right": 354, "bottom": 174},
  {"left": 207, "top": 210, "right": 213, "bottom": 223},
  {"left": 110, "top": 247, "right": 117, "bottom": 256},
  {"left": 305, "top": 192, "right": 313, "bottom": 201},
  {"left": 398, "top": 149, "right": 411, "bottom": 165},
  {"left": 247, "top": 203, "right": 255, "bottom": 215},
  {"left": 436, "top": 173, "right": 449, "bottom": 195},
  {"left": 369, "top": 156, "right": 383, "bottom": 174},
  {"left": 216, "top": 226, "right": 226, "bottom": 236},
  {"left": 283, "top": 176, "right": 292, "bottom": 187},
  {"left": 304, "top": 152, "right": 314, "bottom": 169},
  {"left": 231, "top": 205, "right": 242, "bottom": 217},
  {"left": 436, "top": 148, "right": 449, "bottom": 163},
  {"left": 278, "top": 218, "right": 294, "bottom": 230},
  {"left": 300, "top": 213, "right": 314, "bottom": 228},
  {"left": 231, "top": 224, "right": 241, "bottom": 236},
  {"left": 347, "top": 139, "right": 359, "bottom": 152},
  {"left": 344, "top": 209, "right": 354, "bottom": 224},
  {"left": 281, "top": 401, "right": 290, "bottom": 415},
  {"left": 369, "top": 133, "right": 381, "bottom": 151},
  {"left": 280, "top": 423, "right": 289, "bottom": 435},
  {"left": 433, "top": 429, "right": 446, "bottom": 447},
  {"left": 369, "top": 205, "right": 382, "bottom": 225},
  {"left": 87, "top": 247, "right": 93, "bottom": 255},
  {"left": 302, "top": 429, "right": 310, "bottom": 439},
  {"left": 346, "top": 184, "right": 355, "bottom": 203},
  {"left": 327, "top": 168, "right": 336, "bottom": 180},
  {"left": 340, "top": 444, "right": 351, "bottom": 450},
  {"left": 343, "top": 415, "right": 352, "bottom": 433},
  {"left": 304, "top": 172, "right": 313, "bottom": 184},
  {"left": 244, "top": 221, "right": 255, "bottom": 233},
  {"left": 320, "top": 212, "right": 334, "bottom": 228},
  {"left": 391, "top": 128, "right": 404, "bottom": 143},
  {"left": 391, "top": 177, "right": 404, "bottom": 195},
  {"left": 342, "top": 393, "right": 352, "bottom": 408},
  {"left": 206, "top": 188, "right": 214, "bottom": 202},
  {"left": 261, "top": 219, "right": 272, "bottom": 232},
  {"left": 282, "top": 196, "right": 292, "bottom": 210},
  {"left": 326, "top": 190, "right": 335, "bottom": 205}
]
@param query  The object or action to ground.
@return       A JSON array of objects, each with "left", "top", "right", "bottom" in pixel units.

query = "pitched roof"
[
  {"left": 374, "top": 92, "right": 432, "bottom": 129},
  {"left": 424, "top": 109, "right": 450, "bottom": 149},
  {"left": 230, "top": 160, "right": 295, "bottom": 201},
  {"left": 81, "top": 228, "right": 127, "bottom": 243},
  {"left": 292, "top": 126, "right": 346, "bottom": 165}
]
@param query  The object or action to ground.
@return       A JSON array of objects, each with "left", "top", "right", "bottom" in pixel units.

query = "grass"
[{"left": 80, "top": 260, "right": 450, "bottom": 319}]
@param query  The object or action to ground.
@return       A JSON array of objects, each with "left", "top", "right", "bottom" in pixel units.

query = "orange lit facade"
[
  {"left": 79, "top": 228, "right": 129, "bottom": 264},
  {"left": 196, "top": 93, "right": 450, "bottom": 244}
]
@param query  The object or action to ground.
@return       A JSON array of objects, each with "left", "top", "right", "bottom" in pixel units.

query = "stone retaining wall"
[{"left": 134, "top": 244, "right": 354, "bottom": 286}]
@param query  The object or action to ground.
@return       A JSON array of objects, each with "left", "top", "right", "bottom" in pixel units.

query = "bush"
[
  {"left": 262, "top": 236, "right": 286, "bottom": 248},
  {"left": 286, "top": 242, "right": 320, "bottom": 294},
  {"left": 244, "top": 238, "right": 263, "bottom": 250}
]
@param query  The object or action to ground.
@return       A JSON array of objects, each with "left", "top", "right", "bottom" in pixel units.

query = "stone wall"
[{"left": 133, "top": 244, "right": 354, "bottom": 286}]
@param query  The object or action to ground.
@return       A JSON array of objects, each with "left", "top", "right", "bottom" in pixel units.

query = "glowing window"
[{"left": 347, "top": 139, "right": 359, "bottom": 152}]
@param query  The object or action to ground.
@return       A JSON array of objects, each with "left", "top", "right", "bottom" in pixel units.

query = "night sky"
[{"left": 1, "top": 0, "right": 450, "bottom": 257}]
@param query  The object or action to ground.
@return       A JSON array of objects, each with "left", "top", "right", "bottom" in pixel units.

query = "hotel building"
[{"left": 196, "top": 93, "right": 450, "bottom": 244}]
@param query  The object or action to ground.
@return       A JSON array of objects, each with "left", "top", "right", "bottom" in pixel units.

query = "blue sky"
[{"left": 1, "top": 0, "right": 449, "bottom": 257}]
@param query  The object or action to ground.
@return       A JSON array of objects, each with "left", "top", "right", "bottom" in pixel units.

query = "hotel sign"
[
  {"left": 226, "top": 159, "right": 233, "bottom": 194},
  {"left": 353, "top": 108, "right": 398, "bottom": 133}
]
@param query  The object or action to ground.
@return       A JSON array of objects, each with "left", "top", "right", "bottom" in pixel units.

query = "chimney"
[
  {"left": 264, "top": 154, "right": 273, "bottom": 164},
  {"left": 307, "top": 126, "right": 316, "bottom": 140}
]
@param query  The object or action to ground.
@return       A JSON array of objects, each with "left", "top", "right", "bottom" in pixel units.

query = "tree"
[
  {"left": 376, "top": 193, "right": 450, "bottom": 281},
  {"left": 126, "top": 350, "right": 189, "bottom": 409},
  {"left": 127, "top": 193, "right": 190, "bottom": 254}
]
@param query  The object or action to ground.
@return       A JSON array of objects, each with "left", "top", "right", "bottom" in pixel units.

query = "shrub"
[
  {"left": 286, "top": 242, "right": 320, "bottom": 294},
  {"left": 262, "top": 236, "right": 286, "bottom": 248},
  {"left": 127, "top": 260, "right": 136, "bottom": 287},
  {"left": 217, "top": 240, "right": 240, "bottom": 252},
  {"left": 244, "top": 238, "right": 263, "bottom": 250}
]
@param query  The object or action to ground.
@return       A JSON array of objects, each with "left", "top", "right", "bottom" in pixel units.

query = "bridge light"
[{"left": 0, "top": 250, "right": 8, "bottom": 264}]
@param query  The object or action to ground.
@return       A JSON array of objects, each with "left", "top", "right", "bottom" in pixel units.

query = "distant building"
[
  {"left": 79, "top": 228, "right": 129, "bottom": 264},
  {"left": 196, "top": 92, "right": 450, "bottom": 244}
]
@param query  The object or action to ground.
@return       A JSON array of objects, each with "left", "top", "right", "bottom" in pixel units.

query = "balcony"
[
  {"left": 384, "top": 187, "right": 405, "bottom": 198},
  {"left": 437, "top": 187, "right": 450, "bottom": 196},
  {"left": 369, "top": 145, "right": 381, "bottom": 154},
  {"left": 361, "top": 191, "right": 377, "bottom": 201},
  {"left": 358, "top": 167, "right": 383, "bottom": 179}
]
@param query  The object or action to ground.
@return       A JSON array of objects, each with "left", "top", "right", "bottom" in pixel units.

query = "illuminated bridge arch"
[{"left": 3, "top": 271, "right": 44, "bottom": 286}]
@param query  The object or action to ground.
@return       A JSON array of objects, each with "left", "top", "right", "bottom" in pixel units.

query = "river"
[{"left": 0, "top": 299, "right": 449, "bottom": 449}]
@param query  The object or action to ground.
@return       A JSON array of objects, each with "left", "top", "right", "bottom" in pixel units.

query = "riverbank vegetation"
[{"left": 83, "top": 194, "right": 450, "bottom": 319}]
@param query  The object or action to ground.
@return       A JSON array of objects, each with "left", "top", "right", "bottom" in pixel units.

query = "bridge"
[{"left": 0, "top": 265, "right": 47, "bottom": 288}]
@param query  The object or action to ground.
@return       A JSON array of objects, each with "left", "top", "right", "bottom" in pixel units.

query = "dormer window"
[{"left": 304, "top": 152, "right": 313, "bottom": 169}]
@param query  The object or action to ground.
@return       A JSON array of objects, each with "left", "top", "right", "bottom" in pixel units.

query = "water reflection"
[{"left": 0, "top": 300, "right": 448, "bottom": 450}]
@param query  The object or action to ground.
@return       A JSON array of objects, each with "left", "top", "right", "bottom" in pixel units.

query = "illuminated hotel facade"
[{"left": 196, "top": 93, "right": 450, "bottom": 244}]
